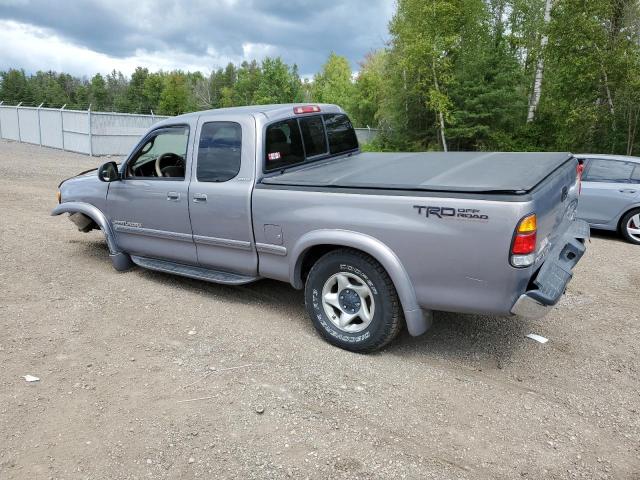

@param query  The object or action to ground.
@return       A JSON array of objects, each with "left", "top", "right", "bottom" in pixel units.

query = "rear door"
[
  {"left": 188, "top": 114, "right": 258, "bottom": 276},
  {"left": 578, "top": 158, "right": 640, "bottom": 226}
]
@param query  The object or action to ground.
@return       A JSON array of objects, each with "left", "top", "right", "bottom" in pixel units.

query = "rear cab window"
[
  {"left": 264, "top": 113, "right": 358, "bottom": 172},
  {"left": 325, "top": 114, "right": 359, "bottom": 155}
]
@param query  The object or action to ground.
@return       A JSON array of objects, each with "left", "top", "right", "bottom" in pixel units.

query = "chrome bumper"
[{"left": 511, "top": 219, "right": 590, "bottom": 319}]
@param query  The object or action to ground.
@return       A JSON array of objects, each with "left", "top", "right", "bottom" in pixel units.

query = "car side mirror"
[{"left": 98, "top": 161, "right": 120, "bottom": 182}]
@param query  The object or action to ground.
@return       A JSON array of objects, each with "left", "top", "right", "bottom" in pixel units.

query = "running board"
[{"left": 130, "top": 256, "right": 260, "bottom": 285}]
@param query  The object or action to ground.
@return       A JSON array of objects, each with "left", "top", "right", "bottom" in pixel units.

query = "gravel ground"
[{"left": 0, "top": 139, "right": 638, "bottom": 480}]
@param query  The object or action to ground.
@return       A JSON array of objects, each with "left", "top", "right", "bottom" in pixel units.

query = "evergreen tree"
[
  {"left": 88, "top": 73, "right": 108, "bottom": 110},
  {"left": 254, "top": 57, "right": 301, "bottom": 104},
  {"left": 0, "top": 69, "right": 31, "bottom": 104},
  {"left": 158, "top": 72, "right": 192, "bottom": 115},
  {"left": 311, "top": 53, "right": 354, "bottom": 112}
]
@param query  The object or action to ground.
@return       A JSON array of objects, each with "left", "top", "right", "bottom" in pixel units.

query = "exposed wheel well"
[
  {"left": 298, "top": 244, "right": 396, "bottom": 289},
  {"left": 298, "top": 244, "right": 343, "bottom": 287}
]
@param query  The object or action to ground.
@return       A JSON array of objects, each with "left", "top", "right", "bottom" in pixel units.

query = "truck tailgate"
[{"left": 529, "top": 157, "right": 582, "bottom": 267}]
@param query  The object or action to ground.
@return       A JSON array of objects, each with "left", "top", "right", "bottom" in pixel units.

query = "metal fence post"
[
  {"left": 60, "top": 104, "right": 66, "bottom": 150},
  {"left": 0, "top": 101, "right": 3, "bottom": 140},
  {"left": 88, "top": 104, "right": 93, "bottom": 156},
  {"left": 37, "top": 102, "right": 43, "bottom": 147},
  {"left": 150, "top": 109, "right": 155, "bottom": 123},
  {"left": 16, "top": 102, "right": 22, "bottom": 142}
]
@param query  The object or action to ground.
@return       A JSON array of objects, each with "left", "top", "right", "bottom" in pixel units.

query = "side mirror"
[{"left": 98, "top": 161, "right": 120, "bottom": 182}]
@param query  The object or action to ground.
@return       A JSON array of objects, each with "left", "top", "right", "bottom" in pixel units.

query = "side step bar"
[{"left": 130, "top": 256, "right": 260, "bottom": 286}]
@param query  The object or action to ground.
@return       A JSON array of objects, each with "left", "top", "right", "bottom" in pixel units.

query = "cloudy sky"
[{"left": 0, "top": 0, "right": 394, "bottom": 78}]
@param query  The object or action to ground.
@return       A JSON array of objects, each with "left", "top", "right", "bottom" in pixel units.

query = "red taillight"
[
  {"left": 294, "top": 105, "right": 321, "bottom": 114},
  {"left": 512, "top": 232, "right": 537, "bottom": 254},
  {"left": 511, "top": 213, "right": 537, "bottom": 267},
  {"left": 576, "top": 162, "right": 584, "bottom": 194}
]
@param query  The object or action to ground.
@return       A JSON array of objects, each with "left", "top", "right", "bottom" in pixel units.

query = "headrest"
[{"left": 267, "top": 129, "right": 287, "bottom": 144}]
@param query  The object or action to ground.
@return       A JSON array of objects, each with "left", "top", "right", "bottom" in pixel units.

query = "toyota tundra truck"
[{"left": 52, "top": 104, "right": 589, "bottom": 352}]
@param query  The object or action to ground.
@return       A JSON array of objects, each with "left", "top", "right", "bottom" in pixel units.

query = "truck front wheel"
[{"left": 304, "top": 249, "right": 404, "bottom": 352}]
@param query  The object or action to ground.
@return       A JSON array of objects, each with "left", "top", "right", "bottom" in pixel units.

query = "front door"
[
  {"left": 188, "top": 115, "right": 258, "bottom": 276},
  {"left": 107, "top": 124, "right": 198, "bottom": 265},
  {"left": 578, "top": 158, "right": 640, "bottom": 226}
]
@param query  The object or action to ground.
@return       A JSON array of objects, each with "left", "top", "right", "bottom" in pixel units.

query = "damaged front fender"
[{"left": 51, "top": 202, "right": 132, "bottom": 271}]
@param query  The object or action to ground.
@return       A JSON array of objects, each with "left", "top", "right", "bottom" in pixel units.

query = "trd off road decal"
[{"left": 413, "top": 205, "right": 489, "bottom": 221}]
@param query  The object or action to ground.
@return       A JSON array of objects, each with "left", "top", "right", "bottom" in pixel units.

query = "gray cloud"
[{"left": 0, "top": 0, "right": 393, "bottom": 76}]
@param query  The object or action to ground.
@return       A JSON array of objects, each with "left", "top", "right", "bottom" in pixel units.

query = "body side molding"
[
  {"left": 113, "top": 224, "right": 194, "bottom": 243},
  {"left": 194, "top": 235, "right": 252, "bottom": 250},
  {"left": 256, "top": 243, "right": 287, "bottom": 256}
]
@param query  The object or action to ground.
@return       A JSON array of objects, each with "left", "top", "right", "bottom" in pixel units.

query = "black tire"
[
  {"left": 304, "top": 249, "right": 404, "bottom": 352},
  {"left": 620, "top": 208, "right": 640, "bottom": 245}
]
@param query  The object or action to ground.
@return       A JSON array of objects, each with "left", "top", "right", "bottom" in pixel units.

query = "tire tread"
[{"left": 305, "top": 248, "right": 404, "bottom": 352}]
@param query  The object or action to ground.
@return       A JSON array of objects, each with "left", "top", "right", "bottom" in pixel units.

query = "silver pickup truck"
[{"left": 53, "top": 104, "right": 589, "bottom": 352}]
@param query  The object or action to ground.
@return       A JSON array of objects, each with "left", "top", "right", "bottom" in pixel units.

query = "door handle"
[
  {"left": 193, "top": 193, "right": 208, "bottom": 203},
  {"left": 619, "top": 189, "right": 637, "bottom": 194},
  {"left": 167, "top": 191, "right": 180, "bottom": 201}
]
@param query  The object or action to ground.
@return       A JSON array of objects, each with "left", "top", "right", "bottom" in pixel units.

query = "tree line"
[{"left": 1, "top": 0, "right": 639, "bottom": 155}]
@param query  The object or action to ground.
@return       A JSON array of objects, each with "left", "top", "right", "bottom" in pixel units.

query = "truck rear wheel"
[{"left": 304, "top": 249, "right": 403, "bottom": 352}]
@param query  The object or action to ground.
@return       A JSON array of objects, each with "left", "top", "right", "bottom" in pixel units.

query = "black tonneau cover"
[{"left": 261, "top": 151, "right": 574, "bottom": 194}]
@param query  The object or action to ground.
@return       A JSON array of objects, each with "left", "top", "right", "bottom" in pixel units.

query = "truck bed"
[{"left": 261, "top": 151, "right": 574, "bottom": 194}]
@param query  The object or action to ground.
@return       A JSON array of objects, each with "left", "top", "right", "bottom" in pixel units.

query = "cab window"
[
  {"left": 324, "top": 114, "right": 359, "bottom": 154},
  {"left": 299, "top": 116, "right": 328, "bottom": 157},
  {"left": 197, "top": 122, "right": 242, "bottom": 182},
  {"left": 264, "top": 113, "right": 359, "bottom": 172},
  {"left": 127, "top": 126, "right": 189, "bottom": 179},
  {"left": 264, "top": 119, "right": 305, "bottom": 171}
]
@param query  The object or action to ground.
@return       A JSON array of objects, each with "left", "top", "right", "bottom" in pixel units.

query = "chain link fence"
[{"left": 0, "top": 102, "right": 378, "bottom": 156}]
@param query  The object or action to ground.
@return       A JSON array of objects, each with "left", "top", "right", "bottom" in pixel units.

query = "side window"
[
  {"left": 631, "top": 165, "right": 640, "bottom": 183},
  {"left": 265, "top": 119, "right": 305, "bottom": 171},
  {"left": 197, "top": 122, "right": 242, "bottom": 182},
  {"left": 128, "top": 126, "right": 189, "bottom": 179},
  {"left": 299, "top": 116, "right": 328, "bottom": 157},
  {"left": 583, "top": 159, "right": 634, "bottom": 183},
  {"left": 324, "top": 114, "right": 359, "bottom": 154}
]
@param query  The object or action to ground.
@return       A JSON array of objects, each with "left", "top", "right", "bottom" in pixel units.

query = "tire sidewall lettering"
[
  {"left": 338, "top": 263, "right": 378, "bottom": 295},
  {"left": 309, "top": 261, "right": 379, "bottom": 344}
]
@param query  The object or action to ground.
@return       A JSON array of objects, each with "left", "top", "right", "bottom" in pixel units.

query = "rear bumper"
[{"left": 511, "top": 219, "right": 590, "bottom": 319}]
